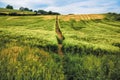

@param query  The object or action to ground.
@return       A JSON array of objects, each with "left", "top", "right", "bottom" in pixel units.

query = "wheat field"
[{"left": 0, "top": 14, "right": 120, "bottom": 80}]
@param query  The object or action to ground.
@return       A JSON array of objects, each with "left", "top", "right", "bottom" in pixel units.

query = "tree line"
[
  {"left": 105, "top": 12, "right": 120, "bottom": 21},
  {"left": 0, "top": 4, "right": 60, "bottom": 16}
]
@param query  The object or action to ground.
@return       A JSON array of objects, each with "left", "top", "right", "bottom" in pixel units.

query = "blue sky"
[{"left": 0, "top": 0, "right": 120, "bottom": 14}]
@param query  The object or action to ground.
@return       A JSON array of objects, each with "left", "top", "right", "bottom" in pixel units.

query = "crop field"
[{"left": 0, "top": 15, "right": 120, "bottom": 80}]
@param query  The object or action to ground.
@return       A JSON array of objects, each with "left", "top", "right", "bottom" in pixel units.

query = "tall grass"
[
  {"left": 0, "top": 15, "right": 120, "bottom": 79},
  {"left": 63, "top": 54, "right": 120, "bottom": 80},
  {"left": 0, "top": 42, "right": 65, "bottom": 80},
  {"left": 0, "top": 42, "right": 120, "bottom": 80}
]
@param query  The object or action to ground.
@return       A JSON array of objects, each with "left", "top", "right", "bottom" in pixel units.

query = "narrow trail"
[{"left": 55, "top": 15, "right": 65, "bottom": 56}]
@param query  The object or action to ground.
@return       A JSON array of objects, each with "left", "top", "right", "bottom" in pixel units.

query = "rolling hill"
[
  {"left": 0, "top": 8, "right": 35, "bottom": 15},
  {"left": 0, "top": 14, "right": 120, "bottom": 80}
]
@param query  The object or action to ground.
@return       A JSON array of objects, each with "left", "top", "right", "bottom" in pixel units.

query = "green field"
[{"left": 0, "top": 15, "right": 120, "bottom": 80}]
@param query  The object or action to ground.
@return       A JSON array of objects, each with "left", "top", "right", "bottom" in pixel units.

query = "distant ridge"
[{"left": 0, "top": 8, "right": 35, "bottom": 15}]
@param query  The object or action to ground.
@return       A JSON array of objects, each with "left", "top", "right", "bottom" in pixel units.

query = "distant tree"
[
  {"left": 24, "top": 7, "right": 29, "bottom": 11},
  {"left": 29, "top": 9, "right": 33, "bottom": 12},
  {"left": 6, "top": 5, "right": 13, "bottom": 9},
  {"left": 34, "top": 10, "right": 37, "bottom": 13},
  {"left": 105, "top": 12, "right": 120, "bottom": 21},
  {"left": 52, "top": 12, "right": 60, "bottom": 15},
  {"left": 48, "top": 11, "right": 52, "bottom": 14},
  {"left": 38, "top": 10, "right": 48, "bottom": 14},
  {"left": 19, "top": 7, "right": 24, "bottom": 11},
  {"left": 48, "top": 11, "right": 60, "bottom": 15},
  {"left": 19, "top": 7, "right": 32, "bottom": 12},
  {"left": 34, "top": 10, "right": 37, "bottom": 14},
  {"left": 34, "top": 9, "right": 60, "bottom": 15}
]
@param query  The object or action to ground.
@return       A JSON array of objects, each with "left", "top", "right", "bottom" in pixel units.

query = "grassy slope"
[
  {"left": 60, "top": 19, "right": 120, "bottom": 54},
  {"left": 0, "top": 8, "right": 35, "bottom": 14},
  {"left": 0, "top": 15, "right": 120, "bottom": 80}
]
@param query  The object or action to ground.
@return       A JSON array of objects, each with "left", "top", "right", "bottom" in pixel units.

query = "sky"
[{"left": 0, "top": 0, "right": 120, "bottom": 14}]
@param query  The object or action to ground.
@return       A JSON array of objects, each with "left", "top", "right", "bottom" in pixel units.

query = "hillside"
[
  {"left": 0, "top": 15, "right": 120, "bottom": 80},
  {"left": 0, "top": 8, "right": 35, "bottom": 15}
]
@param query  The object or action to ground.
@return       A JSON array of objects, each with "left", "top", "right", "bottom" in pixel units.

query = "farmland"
[{"left": 0, "top": 14, "right": 120, "bottom": 80}]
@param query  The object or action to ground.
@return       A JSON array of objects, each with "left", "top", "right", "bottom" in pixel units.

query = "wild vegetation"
[
  {"left": 105, "top": 12, "right": 120, "bottom": 21},
  {"left": 0, "top": 14, "right": 120, "bottom": 80}
]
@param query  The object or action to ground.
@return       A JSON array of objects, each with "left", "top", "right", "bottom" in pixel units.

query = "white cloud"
[
  {"left": 45, "top": 0, "right": 120, "bottom": 14},
  {"left": 0, "top": 0, "right": 55, "bottom": 9},
  {"left": 0, "top": 0, "right": 120, "bottom": 14}
]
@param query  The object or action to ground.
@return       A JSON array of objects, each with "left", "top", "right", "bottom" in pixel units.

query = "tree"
[
  {"left": 48, "top": 11, "right": 52, "bottom": 14},
  {"left": 51, "top": 11, "right": 60, "bottom": 15},
  {"left": 29, "top": 9, "right": 33, "bottom": 12},
  {"left": 19, "top": 7, "right": 33, "bottom": 12},
  {"left": 38, "top": 10, "right": 48, "bottom": 14},
  {"left": 105, "top": 12, "right": 120, "bottom": 21},
  {"left": 19, "top": 7, "right": 24, "bottom": 11},
  {"left": 48, "top": 11, "right": 60, "bottom": 15},
  {"left": 6, "top": 5, "right": 13, "bottom": 9},
  {"left": 34, "top": 10, "right": 37, "bottom": 14},
  {"left": 24, "top": 8, "right": 29, "bottom": 11}
]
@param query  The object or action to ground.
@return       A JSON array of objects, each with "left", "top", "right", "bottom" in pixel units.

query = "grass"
[
  {"left": 0, "top": 15, "right": 120, "bottom": 80},
  {"left": 0, "top": 42, "right": 65, "bottom": 80},
  {"left": 60, "top": 19, "right": 120, "bottom": 54}
]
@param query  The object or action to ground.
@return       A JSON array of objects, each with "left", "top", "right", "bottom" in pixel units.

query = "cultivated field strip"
[
  {"left": 35, "top": 14, "right": 104, "bottom": 21},
  {"left": 59, "top": 14, "right": 104, "bottom": 21}
]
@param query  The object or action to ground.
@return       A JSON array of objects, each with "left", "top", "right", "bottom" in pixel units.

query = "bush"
[
  {"left": 105, "top": 12, "right": 120, "bottom": 21},
  {"left": 0, "top": 12, "right": 8, "bottom": 16},
  {"left": 9, "top": 12, "right": 17, "bottom": 16}
]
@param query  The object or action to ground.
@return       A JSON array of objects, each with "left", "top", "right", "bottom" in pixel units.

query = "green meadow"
[{"left": 0, "top": 15, "right": 120, "bottom": 80}]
